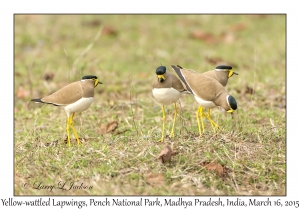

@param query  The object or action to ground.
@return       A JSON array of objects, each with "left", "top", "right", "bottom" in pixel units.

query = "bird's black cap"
[
  {"left": 156, "top": 66, "right": 166, "bottom": 75},
  {"left": 228, "top": 95, "right": 237, "bottom": 110},
  {"left": 216, "top": 65, "right": 232, "bottom": 70},
  {"left": 82, "top": 75, "right": 98, "bottom": 80}
]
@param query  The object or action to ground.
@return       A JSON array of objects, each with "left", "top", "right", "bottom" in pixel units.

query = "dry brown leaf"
[
  {"left": 205, "top": 56, "right": 237, "bottom": 68},
  {"left": 189, "top": 30, "right": 219, "bottom": 44},
  {"left": 98, "top": 121, "right": 118, "bottom": 135},
  {"left": 230, "top": 23, "right": 248, "bottom": 32},
  {"left": 144, "top": 173, "right": 166, "bottom": 187},
  {"left": 42, "top": 72, "right": 55, "bottom": 81},
  {"left": 245, "top": 86, "right": 255, "bottom": 95},
  {"left": 200, "top": 161, "right": 229, "bottom": 178},
  {"left": 82, "top": 19, "right": 102, "bottom": 27},
  {"left": 16, "top": 87, "right": 30, "bottom": 98},
  {"left": 158, "top": 146, "right": 178, "bottom": 164},
  {"left": 102, "top": 25, "right": 118, "bottom": 36}
]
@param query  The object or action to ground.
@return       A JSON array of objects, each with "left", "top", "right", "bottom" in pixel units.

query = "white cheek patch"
[
  {"left": 226, "top": 95, "right": 230, "bottom": 107},
  {"left": 215, "top": 69, "right": 229, "bottom": 72}
]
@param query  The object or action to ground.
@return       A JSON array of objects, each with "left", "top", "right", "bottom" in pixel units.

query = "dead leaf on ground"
[
  {"left": 158, "top": 146, "right": 178, "bottom": 164},
  {"left": 245, "top": 86, "right": 254, "bottom": 95},
  {"left": 230, "top": 23, "right": 248, "bottom": 32},
  {"left": 98, "top": 121, "right": 118, "bottom": 135},
  {"left": 144, "top": 173, "right": 166, "bottom": 187},
  {"left": 204, "top": 56, "right": 237, "bottom": 68},
  {"left": 200, "top": 161, "right": 230, "bottom": 178},
  {"left": 189, "top": 30, "right": 219, "bottom": 44},
  {"left": 102, "top": 25, "right": 118, "bottom": 36},
  {"left": 82, "top": 19, "right": 102, "bottom": 27},
  {"left": 16, "top": 87, "right": 30, "bottom": 98},
  {"left": 236, "top": 86, "right": 255, "bottom": 97},
  {"left": 42, "top": 72, "right": 55, "bottom": 81}
]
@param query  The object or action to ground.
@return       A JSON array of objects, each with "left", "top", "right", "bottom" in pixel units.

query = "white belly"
[
  {"left": 152, "top": 88, "right": 181, "bottom": 105},
  {"left": 64, "top": 97, "right": 94, "bottom": 116},
  {"left": 194, "top": 95, "right": 217, "bottom": 109}
]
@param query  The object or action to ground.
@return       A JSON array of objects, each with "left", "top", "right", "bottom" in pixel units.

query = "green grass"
[{"left": 14, "top": 14, "right": 286, "bottom": 195}]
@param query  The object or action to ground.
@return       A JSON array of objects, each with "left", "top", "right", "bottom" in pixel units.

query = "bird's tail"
[
  {"left": 31, "top": 99, "right": 43, "bottom": 103},
  {"left": 31, "top": 98, "right": 59, "bottom": 106}
]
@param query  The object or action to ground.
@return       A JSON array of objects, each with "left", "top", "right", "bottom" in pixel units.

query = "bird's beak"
[
  {"left": 94, "top": 79, "right": 102, "bottom": 87},
  {"left": 228, "top": 70, "right": 238, "bottom": 78},
  {"left": 227, "top": 108, "right": 234, "bottom": 113},
  {"left": 157, "top": 74, "right": 165, "bottom": 82}
]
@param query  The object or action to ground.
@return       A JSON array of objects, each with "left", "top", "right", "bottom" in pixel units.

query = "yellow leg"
[
  {"left": 69, "top": 113, "right": 81, "bottom": 146},
  {"left": 169, "top": 103, "right": 178, "bottom": 138},
  {"left": 196, "top": 106, "right": 203, "bottom": 137},
  {"left": 158, "top": 105, "right": 166, "bottom": 142},
  {"left": 203, "top": 109, "right": 220, "bottom": 133},
  {"left": 208, "top": 109, "right": 220, "bottom": 129},
  {"left": 66, "top": 117, "right": 71, "bottom": 147},
  {"left": 199, "top": 106, "right": 205, "bottom": 132}
]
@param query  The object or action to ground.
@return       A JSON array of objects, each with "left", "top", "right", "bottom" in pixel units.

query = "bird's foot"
[
  {"left": 76, "top": 139, "right": 82, "bottom": 146},
  {"left": 169, "top": 132, "right": 175, "bottom": 138},
  {"left": 157, "top": 137, "right": 164, "bottom": 142}
]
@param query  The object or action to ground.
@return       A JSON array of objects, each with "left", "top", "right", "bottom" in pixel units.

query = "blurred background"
[{"left": 14, "top": 14, "right": 286, "bottom": 133}]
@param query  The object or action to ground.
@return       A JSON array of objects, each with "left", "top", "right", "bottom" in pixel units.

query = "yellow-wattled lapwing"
[
  {"left": 31, "top": 75, "right": 101, "bottom": 147},
  {"left": 202, "top": 65, "right": 238, "bottom": 86},
  {"left": 202, "top": 65, "right": 238, "bottom": 130},
  {"left": 177, "top": 64, "right": 238, "bottom": 132},
  {"left": 152, "top": 66, "right": 186, "bottom": 142},
  {"left": 171, "top": 65, "right": 237, "bottom": 137}
]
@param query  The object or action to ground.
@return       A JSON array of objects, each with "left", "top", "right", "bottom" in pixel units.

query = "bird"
[
  {"left": 152, "top": 65, "right": 186, "bottom": 142},
  {"left": 201, "top": 65, "right": 238, "bottom": 87},
  {"left": 31, "top": 75, "right": 101, "bottom": 147},
  {"left": 177, "top": 64, "right": 238, "bottom": 133},
  {"left": 201, "top": 65, "right": 238, "bottom": 131},
  {"left": 171, "top": 65, "right": 237, "bottom": 137}
]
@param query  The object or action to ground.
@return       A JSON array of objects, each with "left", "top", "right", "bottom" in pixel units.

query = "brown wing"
[
  {"left": 171, "top": 65, "right": 194, "bottom": 93},
  {"left": 41, "top": 81, "right": 83, "bottom": 105},
  {"left": 169, "top": 73, "right": 185, "bottom": 92},
  {"left": 180, "top": 68, "right": 226, "bottom": 101}
]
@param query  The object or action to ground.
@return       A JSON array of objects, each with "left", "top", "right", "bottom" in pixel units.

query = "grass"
[{"left": 14, "top": 14, "right": 286, "bottom": 195}]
